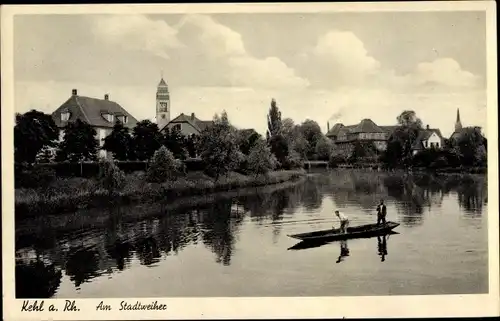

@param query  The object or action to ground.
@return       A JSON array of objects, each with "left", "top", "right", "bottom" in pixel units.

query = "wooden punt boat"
[{"left": 288, "top": 221, "right": 400, "bottom": 242}]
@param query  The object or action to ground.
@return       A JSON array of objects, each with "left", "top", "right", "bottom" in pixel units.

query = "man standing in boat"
[
  {"left": 376, "top": 199, "right": 387, "bottom": 225},
  {"left": 335, "top": 210, "right": 349, "bottom": 234}
]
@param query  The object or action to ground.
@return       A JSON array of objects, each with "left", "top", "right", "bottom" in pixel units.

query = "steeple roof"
[{"left": 158, "top": 78, "right": 167, "bottom": 87}]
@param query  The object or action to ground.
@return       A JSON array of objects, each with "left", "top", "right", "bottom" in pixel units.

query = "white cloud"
[
  {"left": 411, "top": 58, "right": 479, "bottom": 88},
  {"left": 92, "top": 15, "right": 183, "bottom": 60},
  {"left": 175, "top": 14, "right": 309, "bottom": 89},
  {"left": 306, "top": 30, "right": 381, "bottom": 86}
]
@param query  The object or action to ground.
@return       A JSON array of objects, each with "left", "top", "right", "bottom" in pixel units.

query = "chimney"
[
  {"left": 104, "top": 94, "right": 109, "bottom": 100},
  {"left": 426, "top": 124, "right": 430, "bottom": 130},
  {"left": 327, "top": 121, "right": 330, "bottom": 132},
  {"left": 72, "top": 89, "right": 77, "bottom": 96},
  {"left": 191, "top": 113, "right": 195, "bottom": 120}
]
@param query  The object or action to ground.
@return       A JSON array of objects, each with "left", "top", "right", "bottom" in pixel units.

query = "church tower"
[
  {"left": 156, "top": 76, "right": 170, "bottom": 130},
  {"left": 455, "top": 108, "right": 463, "bottom": 132}
]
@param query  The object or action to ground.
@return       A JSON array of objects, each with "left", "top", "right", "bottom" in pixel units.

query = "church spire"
[{"left": 455, "top": 108, "right": 463, "bottom": 132}]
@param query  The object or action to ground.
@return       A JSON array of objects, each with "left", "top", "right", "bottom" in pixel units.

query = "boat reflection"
[
  {"left": 336, "top": 240, "right": 350, "bottom": 263},
  {"left": 288, "top": 231, "right": 398, "bottom": 253}
]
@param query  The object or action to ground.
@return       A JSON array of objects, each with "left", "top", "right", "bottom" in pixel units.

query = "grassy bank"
[{"left": 15, "top": 169, "right": 306, "bottom": 218}]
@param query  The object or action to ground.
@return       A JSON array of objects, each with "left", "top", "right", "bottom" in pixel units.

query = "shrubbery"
[
  {"left": 98, "top": 160, "right": 126, "bottom": 195},
  {"left": 146, "top": 146, "right": 178, "bottom": 183}
]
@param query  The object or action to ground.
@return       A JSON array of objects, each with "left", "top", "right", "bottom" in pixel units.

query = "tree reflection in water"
[
  {"left": 16, "top": 259, "right": 62, "bottom": 298},
  {"left": 65, "top": 247, "right": 101, "bottom": 288},
  {"left": 14, "top": 169, "right": 486, "bottom": 297}
]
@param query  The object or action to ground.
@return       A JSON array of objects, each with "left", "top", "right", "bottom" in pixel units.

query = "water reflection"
[
  {"left": 15, "top": 170, "right": 487, "bottom": 297},
  {"left": 377, "top": 235, "right": 388, "bottom": 262},
  {"left": 336, "top": 240, "right": 350, "bottom": 264}
]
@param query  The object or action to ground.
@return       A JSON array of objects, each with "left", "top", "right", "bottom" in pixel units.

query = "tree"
[
  {"left": 280, "top": 118, "right": 307, "bottom": 158},
  {"left": 163, "top": 126, "right": 187, "bottom": 159},
  {"left": 102, "top": 120, "right": 132, "bottom": 161},
  {"left": 314, "top": 136, "right": 334, "bottom": 161},
  {"left": 455, "top": 127, "right": 487, "bottom": 166},
  {"left": 381, "top": 110, "right": 422, "bottom": 168},
  {"left": 185, "top": 134, "right": 198, "bottom": 158},
  {"left": 56, "top": 119, "right": 98, "bottom": 162},
  {"left": 98, "top": 160, "right": 126, "bottom": 196},
  {"left": 236, "top": 130, "right": 262, "bottom": 155},
  {"left": 269, "top": 134, "right": 289, "bottom": 165},
  {"left": 299, "top": 119, "right": 323, "bottom": 159},
  {"left": 349, "top": 141, "right": 377, "bottom": 164},
  {"left": 146, "top": 146, "right": 178, "bottom": 183},
  {"left": 198, "top": 111, "right": 243, "bottom": 180},
  {"left": 247, "top": 139, "right": 277, "bottom": 176},
  {"left": 14, "top": 110, "right": 58, "bottom": 164},
  {"left": 132, "top": 120, "right": 162, "bottom": 161},
  {"left": 266, "top": 98, "right": 282, "bottom": 140}
]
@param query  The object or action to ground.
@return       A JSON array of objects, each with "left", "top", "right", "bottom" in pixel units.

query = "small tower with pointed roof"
[
  {"left": 455, "top": 108, "right": 463, "bottom": 132},
  {"left": 156, "top": 75, "right": 171, "bottom": 130}
]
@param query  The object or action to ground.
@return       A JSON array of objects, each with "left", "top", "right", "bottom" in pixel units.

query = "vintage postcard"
[{"left": 2, "top": 1, "right": 499, "bottom": 320}]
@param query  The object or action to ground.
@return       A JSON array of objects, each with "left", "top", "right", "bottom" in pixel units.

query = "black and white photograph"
[{"left": 2, "top": 1, "right": 498, "bottom": 319}]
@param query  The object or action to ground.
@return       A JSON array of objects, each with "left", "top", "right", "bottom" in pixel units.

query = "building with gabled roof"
[
  {"left": 160, "top": 112, "right": 214, "bottom": 136},
  {"left": 326, "top": 118, "right": 397, "bottom": 153},
  {"left": 51, "top": 89, "right": 138, "bottom": 159},
  {"left": 410, "top": 125, "right": 445, "bottom": 155}
]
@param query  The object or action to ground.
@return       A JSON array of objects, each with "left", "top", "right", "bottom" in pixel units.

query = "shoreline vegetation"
[{"left": 15, "top": 169, "right": 306, "bottom": 219}]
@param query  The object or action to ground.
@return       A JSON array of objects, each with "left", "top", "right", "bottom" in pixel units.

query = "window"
[
  {"left": 425, "top": 141, "right": 428, "bottom": 148},
  {"left": 123, "top": 116, "right": 128, "bottom": 124},
  {"left": 174, "top": 124, "right": 181, "bottom": 131},
  {"left": 436, "top": 142, "right": 439, "bottom": 148},
  {"left": 61, "top": 111, "right": 70, "bottom": 121},
  {"left": 430, "top": 142, "right": 434, "bottom": 148},
  {"left": 107, "top": 114, "right": 114, "bottom": 122},
  {"left": 161, "top": 114, "right": 166, "bottom": 119}
]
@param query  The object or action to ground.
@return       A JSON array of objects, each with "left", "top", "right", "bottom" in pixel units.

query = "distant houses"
[
  {"left": 326, "top": 117, "right": 446, "bottom": 156},
  {"left": 51, "top": 89, "right": 138, "bottom": 159}
]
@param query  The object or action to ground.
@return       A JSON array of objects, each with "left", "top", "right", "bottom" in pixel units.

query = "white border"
[{"left": 2, "top": 2, "right": 499, "bottom": 319}]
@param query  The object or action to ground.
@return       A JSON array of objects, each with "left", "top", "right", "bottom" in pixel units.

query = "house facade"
[
  {"left": 51, "top": 89, "right": 138, "bottom": 159},
  {"left": 411, "top": 125, "right": 445, "bottom": 155},
  {"left": 160, "top": 112, "right": 213, "bottom": 136},
  {"left": 326, "top": 119, "right": 397, "bottom": 154}
]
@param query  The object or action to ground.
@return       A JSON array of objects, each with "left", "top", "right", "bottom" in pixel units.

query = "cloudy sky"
[{"left": 14, "top": 11, "right": 487, "bottom": 136}]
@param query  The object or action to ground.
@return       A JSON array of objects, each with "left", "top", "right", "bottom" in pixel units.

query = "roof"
[
  {"left": 158, "top": 78, "right": 168, "bottom": 87},
  {"left": 163, "top": 113, "right": 214, "bottom": 132},
  {"left": 351, "top": 119, "right": 385, "bottom": 133},
  {"left": 326, "top": 123, "right": 345, "bottom": 137},
  {"left": 379, "top": 126, "right": 399, "bottom": 133},
  {"left": 52, "top": 94, "right": 138, "bottom": 129}
]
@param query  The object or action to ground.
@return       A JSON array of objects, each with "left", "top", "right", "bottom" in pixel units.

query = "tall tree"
[
  {"left": 56, "top": 119, "right": 98, "bottom": 162},
  {"left": 382, "top": 110, "right": 422, "bottom": 168},
  {"left": 14, "top": 110, "right": 58, "bottom": 164},
  {"left": 299, "top": 119, "right": 323, "bottom": 159},
  {"left": 132, "top": 120, "right": 162, "bottom": 161},
  {"left": 314, "top": 136, "right": 334, "bottom": 161},
  {"left": 266, "top": 98, "right": 282, "bottom": 140},
  {"left": 102, "top": 120, "right": 132, "bottom": 161}
]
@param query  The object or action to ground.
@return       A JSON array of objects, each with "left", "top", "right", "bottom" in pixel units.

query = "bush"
[
  {"left": 98, "top": 160, "right": 126, "bottom": 195},
  {"left": 15, "top": 164, "right": 56, "bottom": 189},
  {"left": 247, "top": 140, "right": 277, "bottom": 176},
  {"left": 282, "top": 150, "right": 304, "bottom": 170},
  {"left": 146, "top": 146, "right": 178, "bottom": 183}
]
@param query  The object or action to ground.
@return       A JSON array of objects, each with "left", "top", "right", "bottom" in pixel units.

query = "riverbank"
[{"left": 15, "top": 169, "right": 306, "bottom": 218}]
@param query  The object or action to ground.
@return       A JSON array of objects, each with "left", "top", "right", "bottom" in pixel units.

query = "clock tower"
[{"left": 156, "top": 77, "right": 170, "bottom": 130}]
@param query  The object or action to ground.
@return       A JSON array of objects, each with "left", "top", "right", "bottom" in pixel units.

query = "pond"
[{"left": 15, "top": 169, "right": 489, "bottom": 298}]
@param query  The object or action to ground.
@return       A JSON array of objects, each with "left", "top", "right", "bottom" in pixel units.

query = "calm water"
[{"left": 15, "top": 170, "right": 489, "bottom": 298}]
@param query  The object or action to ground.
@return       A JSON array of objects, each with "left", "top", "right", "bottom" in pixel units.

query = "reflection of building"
[
  {"left": 411, "top": 125, "right": 445, "bottom": 155},
  {"left": 326, "top": 118, "right": 397, "bottom": 152},
  {"left": 51, "top": 89, "right": 138, "bottom": 159}
]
